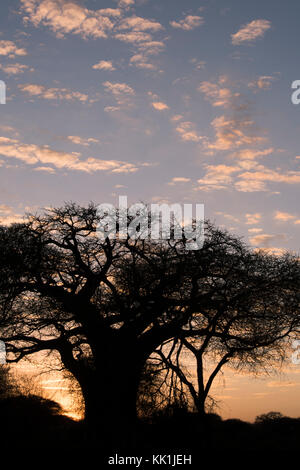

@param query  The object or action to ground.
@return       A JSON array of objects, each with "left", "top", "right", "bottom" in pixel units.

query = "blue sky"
[{"left": 1, "top": 0, "right": 300, "bottom": 254}]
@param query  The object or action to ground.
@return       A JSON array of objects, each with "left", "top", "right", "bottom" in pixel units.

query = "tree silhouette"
[
  {"left": 0, "top": 366, "right": 16, "bottom": 399},
  {"left": 154, "top": 248, "right": 300, "bottom": 415},
  {"left": 0, "top": 203, "right": 299, "bottom": 443}
]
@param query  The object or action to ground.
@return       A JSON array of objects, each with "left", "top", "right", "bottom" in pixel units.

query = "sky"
[{"left": 1, "top": 0, "right": 300, "bottom": 421}]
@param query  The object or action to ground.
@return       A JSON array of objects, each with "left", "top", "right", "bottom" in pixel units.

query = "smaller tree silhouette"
[
  {"left": 255, "top": 411, "right": 285, "bottom": 424},
  {"left": 153, "top": 247, "right": 300, "bottom": 415}
]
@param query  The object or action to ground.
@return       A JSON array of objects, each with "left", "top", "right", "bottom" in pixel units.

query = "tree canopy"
[{"left": 0, "top": 202, "right": 299, "bottom": 440}]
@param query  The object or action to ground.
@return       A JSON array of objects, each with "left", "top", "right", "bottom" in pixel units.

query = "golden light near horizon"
[
  {"left": 41, "top": 378, "right": 84, "bottom": 421},
  {"left": 8, "top": 353, "right": 300, "bottom": 424}
]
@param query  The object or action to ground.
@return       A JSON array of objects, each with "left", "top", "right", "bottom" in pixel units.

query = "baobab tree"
[{"left": 0, "top": 203, "right": 299, "bottom": 444}]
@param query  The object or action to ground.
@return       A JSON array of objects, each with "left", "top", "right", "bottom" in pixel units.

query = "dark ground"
[{"left": 0, "top": 395, "right": 298, "bottom": 463}]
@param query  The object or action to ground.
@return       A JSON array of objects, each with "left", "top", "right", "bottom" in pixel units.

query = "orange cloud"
[
  {"left": 130, "top": 53, "right": 156, "bottom": 70},
  {"left": 249, "top": 233, "right": 286, "bottom": 248},
  {"left": 168, "top": 177, "right": 191, "bottom": 186},
  {"left": 274, "top": 211, "right": 296, "bottom": 222},
  {"left": 103, "top": 81, "right": 135, "bottom": 96},
  {"left": 0, "top": 137, "right": 138, "bottom": 174},
  {"left": 0, "top": 63, "right": 30, "bottom": 75},
  {"left": 231, "top": 19, "right": 271, "bottom": 45},
  {"left": 118, "top": 15, "right": 163, "bottom": 32},
  {"left": 33, "top": 166, "right": 56, "bottom": 174},
  {"left": 175, "top": 121, "right": 204, "bottom": 143},
  {"left": 245, "top": 213, "right": 262, "bottom": 225},
  {"left": 248, "top": 75, "right": 276, "bottom": 91},
  {"left": 19, "top": 83, "right": 89, "bottom": 102},
  {"left": 67, "top": 136, "right": 100, "bottom": 146},
  {"left": 118, "top": 0, "right": 135, "bottom": 7},
  {"left": 205, "top": 115, "right": 265, "bottom": 151},
  {"left": 196, "top": 164, "right": 240, "bottom": 191},
  {"left": 20, "top": 0, "right": 120, "bottom": 39},
  {"left": 103, "top": 81, "right": 135, "bottom": 107},
  {"left": 232, "top": 148, "right": 274, "bottom": 160},
  {"left": 114, "top": 31, "right": 152, "bottom": 43},
  {"left": 170, "top": 15, "right": 204, "bottom": 31},
  {"left": 151, "top": 101, "right": 169, "bottom": 111},
  {"left": 0, "top": 40, "right": 27, "bottom": 58},
  {"left": 92, "top": 60, "right": 116, "bottom": 71},
  {"left": 198, "top": 80, "right": 238, "bottom": 107},
  {"left": 238, "top": 168, "right": 300, "bottom": 186}
]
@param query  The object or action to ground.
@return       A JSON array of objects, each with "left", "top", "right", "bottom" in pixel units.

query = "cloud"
[
  {"left": 20, "top": 0, "right": 165, "bottom": 54},
  {"left": 198, "top": 78, "right": 270, "bottom": 155},
  {"left": 118, "top": 16, "right": 163, "bottom": 32},
  {"left": 255, "top": 247, "right": 286, "bottom": 256},
  {"left": 274, "top": 211, "right": 296, "bottom": 222},
  {"left": 248, "top": 75, "right": 276, "bottom": 91},
  {"left": 234, "top": 178, "right": 267, "bottom": 192},
  {"left": 170, "top": 15, "right": 204, "bottom": 31},
  {"left": 33, "top": 166, "right": 56, "bottom": 173},
  {"left": 67, "top": 136, "right": 100, "bottom": 146},
  {"left": 195, "top": 156, "right": 300, "bottom": 193},
  {"left": 198, "top": 81, "right": 238, "bottom": 108},
  {"left": 231, "top": 19, "right": 271, "bottom": 45},
  {"left": 175, "top": 121, "right": 204, "bottom": 143},
  {"left": 205, "top": 115, "right": 265, "bottom": 151},
  {"left": 114, "top": 31, "right": 152, "bottom": 44},
  {"left": 170, "top": 114, "right": 183, "bottom": 122},
  {"left": 0, "top": 40, "right": 27, "bottom": 58},
  {"left": 137, "top": 40, "right": 165, "bottom": 55},
  {"left": 92, "top": 60, "right": 116, "bottom": 71},
  {"left": 0, "top": 63, "right": 30, "bottom": 75},
  {"left": 129, "top": 37, "right": 165, "bottom": 70},
  {"left": 249, "top": 233, "right": 286, "bottom": 248},
  {"left": 236, "top": 166, "right": 300, "bottom": 192},
  {"left": 127, "top": 39, "right": 165, "bottom": 71},
  {"left": 151, "top": 101, "right": 169, "bottom": 111},
  {"left": 232, "top": 148, "right": 274, "bottom": 160},
  {"left": 248, "top": 228, "right": 263, "bottom": 233},
  {"left": 0, "top": 204, "right": 24, "bottom": 225},
  {"left": 245, "top": 213, "right": 262, "bottom": 225},
  {"left": 0, "top": 136, "right": 138, "bottom": 173},
  {"left": 18, "top": 83, "right": 89, "bottom": 102},
  {"left": 196, "top": 164, "right": 240, "bottom": 191},
  {"left": 130, "top": 53, "right": 156, "bottom": 70},
  {"left": 103, "top": 81, "right": 135, "bottom": 107},
  {"left": 103, "top": 81, "right": 135, "bottom": 96},
  {"left": 104, "top": 105, "right": 120, "bottom": 113},
  {"left": 118, "top": 0, "right": 135, "bottom": 7},
  {"left": 190, "top": 58, "right": 206, "bottom": 70},
  {"left": 215, "top": 211, "right": 240, "bottom": 223},
  {"left": 168, "top": 177, "right": 191, "bottom": 186},
  {"left": 20, "top": 0, "right": 120, "bottom": 39},
  {"left": 20, "top": 1, "right": 166, "bottom": 64},
  {"left": 0, "top": 126, "right": 18, "bottom": 135}
]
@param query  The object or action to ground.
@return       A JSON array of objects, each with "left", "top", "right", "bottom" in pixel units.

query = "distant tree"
[
  {"left": 153, "top": 246, "right": 300, "bottom": 415},
  {"left": 255, "top": 411, "right": 285, "bottom": 424},
  {"left": 0, "top": 203, "right": 300, "bottom": 443}
]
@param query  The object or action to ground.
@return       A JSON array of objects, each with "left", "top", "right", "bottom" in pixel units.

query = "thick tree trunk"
[
  {"left": 77, "top": 340, "right": 146, "bottom": 449},
  {"left": 195, "top": 396, "right": 206, "bottom": 417}
]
